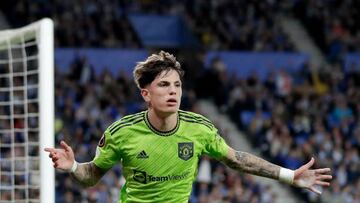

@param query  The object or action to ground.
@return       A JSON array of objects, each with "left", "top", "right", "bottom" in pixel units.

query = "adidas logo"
[{"left": 137, "top": 150, "right": 149, "bottom": 159}]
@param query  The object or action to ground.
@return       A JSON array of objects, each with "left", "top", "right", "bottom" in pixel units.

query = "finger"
[
  {"left": 52, "top": 156, "right": 59, "bottom": 162},
  {"left": 295, "top": 157, "right": 315, "bottom": 176},
  {"left": 317, "top": 175, "right": 332, "bottom": 180},
  {"left": 49, "top": 154, "right": 57, "bottom": 162},
  {"left": 60, "top": 141, "right": 71, "bottom": 152},
  {"left": 303, "top": 157, "right": 315, "bottom": 169},
  {"left": 315, "top": 168, "right": 331, "bottom": 174},
  {"left": 309, "top": 186, "right": 322, "bottom": 195},
  {"left": 315, "top": 180, "right": 330, "bottom": 187},
  {"left": 44, "top": 148, "right": 56, "bottom": 153}
]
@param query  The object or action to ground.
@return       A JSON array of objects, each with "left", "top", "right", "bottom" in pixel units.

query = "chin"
[
  {"left": 159, "top": 106, "right": 179, "bottom": 114},
  {"left": 165, "top": 108, "right": 178, "bottom": 114}
]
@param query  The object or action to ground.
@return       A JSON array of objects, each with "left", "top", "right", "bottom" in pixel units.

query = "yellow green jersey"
[{"left": 93, "top": 110, "right": 229, "bottom": 203}]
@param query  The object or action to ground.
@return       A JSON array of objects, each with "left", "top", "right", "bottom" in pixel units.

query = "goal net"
[{"left": 0, "top": 18, "right": 54, "bottom": 203}]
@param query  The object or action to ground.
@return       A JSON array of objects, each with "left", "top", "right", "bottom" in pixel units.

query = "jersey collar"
[{"left": 144, "top": 111, "right": 180, "bottom": 137}]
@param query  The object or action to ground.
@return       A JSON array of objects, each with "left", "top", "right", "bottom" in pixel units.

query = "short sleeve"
[
  {"left": 93, "top": 129, "right": 121, "bottom": 169},
  {"left": 202, "top": 127, "right": 229, "bottom": 159}
]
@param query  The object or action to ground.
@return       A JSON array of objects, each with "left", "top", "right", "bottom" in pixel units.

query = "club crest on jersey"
[
  {"left": 98, "top": 134, "right": 106, "bottom": 147},
  {"left": 178, "top": 142, "right": 193, "bottom": 161}
]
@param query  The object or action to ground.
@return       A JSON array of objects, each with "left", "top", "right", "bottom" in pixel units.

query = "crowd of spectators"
[
  {"left": 7, "top": 0, "right": 358, "bottom": 59},
  {"left": 213, "top": 59, "right": 360, "bottom": 202},
  {"left": 0, "top": 0, "right": 141, "bottom": 48},
  {"left": 0, "top": 0, "right": 294, "bottom": 52},
  {"left": 1, "top": 1, "right": 360, "bottom": 202},
  {"left": 291, "top": 0, "right": 360, "bottom": 63},
  {"left": 127, "top": 0, "right": 295, "bottom": 51},
  {"left": 189, "top": 0, "right": 293, "bottom": 51}
]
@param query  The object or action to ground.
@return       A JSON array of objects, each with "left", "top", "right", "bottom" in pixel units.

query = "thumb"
[{"left": 295, "top": 157, "right": 315, "bottom": 177}]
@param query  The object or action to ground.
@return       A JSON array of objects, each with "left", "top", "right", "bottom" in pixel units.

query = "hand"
[
  {"left": 44, "top": 141, "right": 75, "bottom": 171},
  {"left": 293, "top": 157, "right": 332, "bottom": 194}
]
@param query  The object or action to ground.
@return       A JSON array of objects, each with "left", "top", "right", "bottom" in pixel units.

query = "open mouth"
[{"left": 167, "top": 98, "right": 177, "bottom": 104}]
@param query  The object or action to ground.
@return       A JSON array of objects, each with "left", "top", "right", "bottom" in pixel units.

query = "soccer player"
[{"left": 45, "top": 51, "right": 332, "bottom": 202}]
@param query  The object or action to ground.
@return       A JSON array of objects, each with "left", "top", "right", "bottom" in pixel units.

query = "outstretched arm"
[
  {"left": 44, "top": 141, "right": 107, "bottom": 187},
  {"left": 221, "top": 147, "right": 332, "bottom": 194},
  {"left": 70, "top": 162, "right": 106, "bottom": 187}
]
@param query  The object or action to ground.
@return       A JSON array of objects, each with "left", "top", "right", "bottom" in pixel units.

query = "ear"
[{"left": 141, "top": 88, "right": 151, "bottom": 103}]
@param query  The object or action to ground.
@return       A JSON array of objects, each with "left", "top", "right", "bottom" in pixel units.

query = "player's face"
[{"left": 142, "top": 69, "right": 182, "bottom": 114}]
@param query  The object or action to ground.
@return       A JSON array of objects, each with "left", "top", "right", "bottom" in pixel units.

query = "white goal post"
[{"left": 0, "top": 18, "right": 54, "bottom": 203}]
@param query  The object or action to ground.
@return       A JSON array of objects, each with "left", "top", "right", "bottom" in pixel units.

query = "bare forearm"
[
  {"left": 222, "top": 150, "right": 281, "bottom": 180},
  {"left": 70, "top": 162, "right": 105, "bottom": 187}
]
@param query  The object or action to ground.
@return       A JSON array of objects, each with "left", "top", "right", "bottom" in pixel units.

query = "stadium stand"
[
  {"left": 224, "top": 57, "right": 360, "bottom": 202},
  {"left": 0, "top": 0, "right": 294, "bottom": 51},
  {"left": 0, "top": 0, "right": 141, "bottom": 48},
  {"left": 1, "top": 0, "right": 359, "bottom": 203},
  {"left": 291, "top": 0, "right": 360, "bottom": 63}
]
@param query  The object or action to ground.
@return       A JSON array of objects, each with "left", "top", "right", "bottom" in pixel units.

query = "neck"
[{"left": 147, "top": 109, "right": 178, "bottom": 132}]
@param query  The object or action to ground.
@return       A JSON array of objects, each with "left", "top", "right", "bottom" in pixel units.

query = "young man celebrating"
[{"left": 45, "top": 51, "right": 332, "bottom": 202}]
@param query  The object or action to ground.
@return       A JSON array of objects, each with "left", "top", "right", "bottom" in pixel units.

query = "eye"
[{"left": 158, "top": 82, "right": 168, "bottom": 87}]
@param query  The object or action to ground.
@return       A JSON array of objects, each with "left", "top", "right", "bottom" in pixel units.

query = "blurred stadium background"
[{"left": 1, "top": 0, "right": 360, "bottom": 203}]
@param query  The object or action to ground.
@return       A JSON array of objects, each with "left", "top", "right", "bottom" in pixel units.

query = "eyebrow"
[{"left": 158, "top": 80, "right": 181, "bottom": 84}]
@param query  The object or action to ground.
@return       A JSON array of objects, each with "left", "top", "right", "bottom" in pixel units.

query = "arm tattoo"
[
  {"left": 222, "top": 151, "right": 281, "bottom": 180},
  {"left": 70, "top": 162, "right": 107, "bottom": 187}
]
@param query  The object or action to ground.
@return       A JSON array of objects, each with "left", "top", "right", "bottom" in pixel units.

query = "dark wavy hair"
[{"left": 133, "top": 51, "right": 184, "bottom": 89}]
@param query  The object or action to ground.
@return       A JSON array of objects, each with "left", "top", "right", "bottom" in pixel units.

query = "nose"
[{"left": 169, "top": 84, "right": 176, "bottom": 95}]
